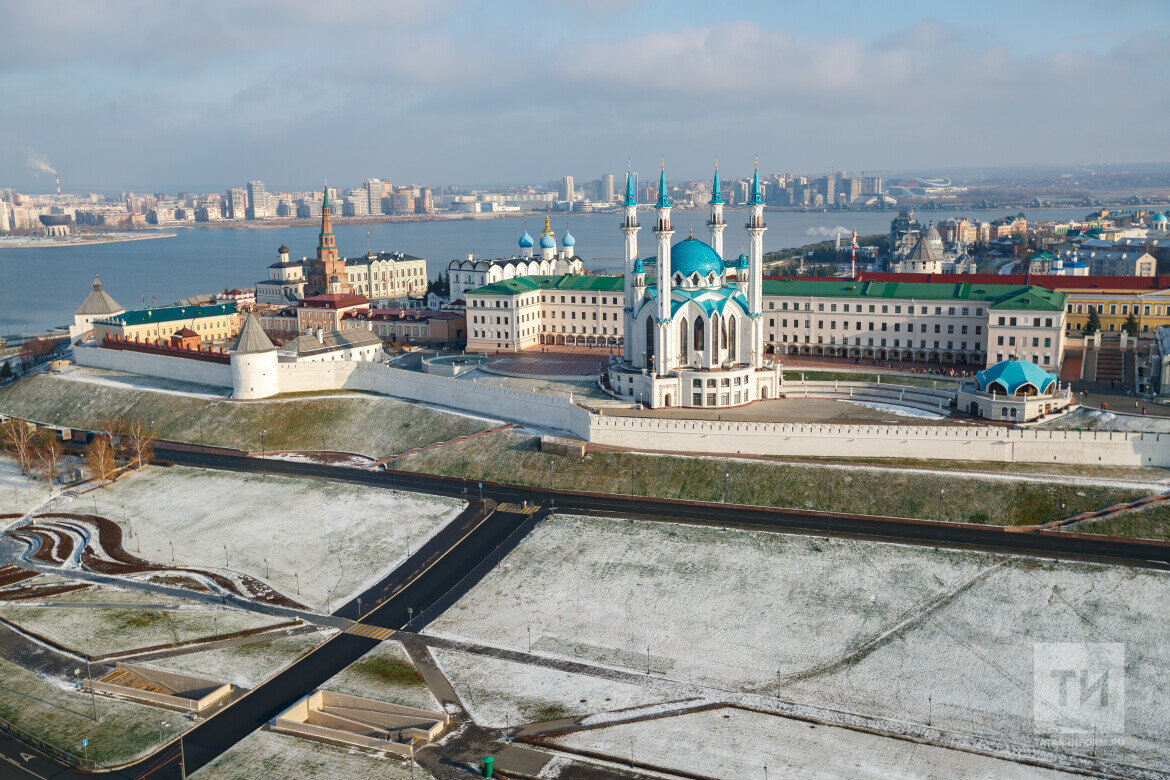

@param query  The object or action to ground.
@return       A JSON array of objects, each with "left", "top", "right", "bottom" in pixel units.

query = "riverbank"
[{"left": 0, "top": 232, "right": 176, "bottom": 249}]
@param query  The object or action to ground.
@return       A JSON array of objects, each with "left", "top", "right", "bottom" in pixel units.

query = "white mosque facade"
[
  {"left": 606, "top": 163, "right": 781, "bottom": 408},
  {"left": 447, "top": 215, "right": 584, "bottom": 302}
]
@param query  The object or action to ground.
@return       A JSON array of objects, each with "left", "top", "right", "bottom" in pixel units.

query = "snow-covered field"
[
  {"left": 0, "top": 455, "right": 47, "bottom": 516},
  {"left": 429, "top": 515, "right": 991, "bottom": 689},
  {"left": 87, "top": 466, "right": 464, "bottom": 612},
  {"left": 783, "top": 559, "right": 1170, "bottom": 771},
  {"left": 0, "top": 601, "right": 280, "bottom": 656},
  {"left": 427, "top": 515, "right": 1170, "bottom": 770},
  {"left": 192, "top": 727, "right": 423, "bottom": 779},
  {"left": 433, "top": 648, "right": 670, "bottom": 727},
  {"left": 1036, "top": 406, "right": 1170, "bottom": 433},
  {"left": 553, "top": 707, "right": 1065, "bottom": 780},
  {"left": 144, "top": 629, "right": 335, "bottom": 688}
]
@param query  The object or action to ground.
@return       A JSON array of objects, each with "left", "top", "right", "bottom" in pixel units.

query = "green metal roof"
[
  {"left": 466, "top": 275, "right": 624, "bottom": 296},
  {"left": 760, "top": 279, "right": 1065, "bottom": 311},
  {"left": 468, "top": 275, "right": 1065, "bottom": 312},
  {"left": 96, "top": 301, "right": 237, "bottom": 326}
]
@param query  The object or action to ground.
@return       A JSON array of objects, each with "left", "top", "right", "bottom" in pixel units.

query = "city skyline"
[{"left": 2, "top": 0, "right": 1168, "bottom": 192}]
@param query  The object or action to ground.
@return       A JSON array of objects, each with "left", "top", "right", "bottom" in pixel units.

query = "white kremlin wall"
[
  {"left": 74, "top": 345, "right": 232, "bottom": 388},
  {"left": 72, "top": 345, "right": 1169, "bottom": 467}
]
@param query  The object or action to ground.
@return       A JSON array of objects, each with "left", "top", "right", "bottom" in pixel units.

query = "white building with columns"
[{"left": 607, "top": 162, "right": 781, "bottom": 408}]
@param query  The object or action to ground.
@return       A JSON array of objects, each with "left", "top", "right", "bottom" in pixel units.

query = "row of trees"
[
  {"left": 0, "top": 416, "right": 156, "bottom": 488},
  {"left": 1080, "top": 309, "right": 1140, "bottom": 337}
]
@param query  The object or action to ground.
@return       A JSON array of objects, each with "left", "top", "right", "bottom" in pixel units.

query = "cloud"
[{"left": 0, "top": 5, "right": 1167, "bottom": 191}]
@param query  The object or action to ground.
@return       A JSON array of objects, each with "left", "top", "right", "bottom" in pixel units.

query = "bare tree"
[
  {"left": 99, "top": 416, "right": 131, "bottom": 462},
  {"left": 84, "top": 435, "right": 116, "bottom": 484},
  {"left": 33, "top": 430, "right": 63, "bottom": 489},
  {"left": 124, "top": 420, "right": 156, "bottom": 470},
  {"left": 0, "top": 418, "right": 36, "bottom": 474}
]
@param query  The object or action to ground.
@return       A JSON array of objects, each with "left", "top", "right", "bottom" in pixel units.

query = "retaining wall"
[
  {"left": 277, "top": 361, "right": 592, "bottom": 435},
  {"left": 585, "top": 415, "right": 1169, "bottom": 467},
  {"left": 73, "top": 345, "right": 231, "bottom": 388}
]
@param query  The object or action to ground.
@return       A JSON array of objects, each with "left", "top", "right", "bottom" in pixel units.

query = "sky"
[{"left": 1, "top": 0, "right": 1168, "bottom": 193}]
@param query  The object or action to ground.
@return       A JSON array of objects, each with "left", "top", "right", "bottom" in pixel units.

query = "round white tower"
[{"left": 230, "top": 314, "right": 280, "bottom": 399}]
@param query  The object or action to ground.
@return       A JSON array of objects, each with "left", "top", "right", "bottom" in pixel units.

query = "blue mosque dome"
[
  {"left": 539, "top": 232, "right": 556, "bottom": 250},
  {"left": 562, "top": 230, "right": 575, "bottom": 247},
  {"left": 976, "top": 358, "right": 1057, "bottom": 396},
  {"left": 1153, "top": 212, "right": 1168, "bottom": 222},
  {"left": 736, "top": 252, "right": 750, "bottom": 269},
  {"left": 670, "top": 237, "right": 724, "bottom": 278},
  {"left": 518, "top": 230, "right": 534, "bottom": 248},
  {"left": 633, "top": 257, "right": 644, "bottom": 274}
]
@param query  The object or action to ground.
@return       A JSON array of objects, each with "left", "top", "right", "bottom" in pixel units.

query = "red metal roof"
[
  {"left": 856, "top": 272, "right": 1170, "bottom": 291},
  {"left": 298, "top": 293, "right": 369, "bottom": 309}
]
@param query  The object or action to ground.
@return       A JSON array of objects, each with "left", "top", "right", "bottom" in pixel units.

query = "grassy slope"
[
  {"left": 0, "top": 657, "right": 168, "bottom": 767},
  {"left": 0, "top": 374, "right": 488, "bottom": 457},
  {"left": 396, "top": 431, "right": 1153, "bottom": 527},
  {"left": 1077, "top": 503, "right": 1170, "bottom": 542}
]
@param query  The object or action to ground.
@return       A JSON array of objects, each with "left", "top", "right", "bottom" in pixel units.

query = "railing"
[{"left": 0, "top": 713, "right": 96, "bottom": 770}]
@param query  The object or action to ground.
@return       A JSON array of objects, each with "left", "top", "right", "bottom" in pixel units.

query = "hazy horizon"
[{"left": 2, "top": 0, "right": 1168, "bottom": 193}]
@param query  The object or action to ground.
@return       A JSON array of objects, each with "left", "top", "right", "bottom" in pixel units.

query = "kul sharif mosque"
[{"left": 606, "top": 160, "right": 782, "bottom": 409}]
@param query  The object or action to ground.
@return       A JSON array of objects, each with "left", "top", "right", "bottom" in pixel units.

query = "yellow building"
[
  {"left": 1062, "top": 286, "right": 1170, "bottom": 336},
  {"left": 93, "top": 302, "right": 239, "bottom": 344}
]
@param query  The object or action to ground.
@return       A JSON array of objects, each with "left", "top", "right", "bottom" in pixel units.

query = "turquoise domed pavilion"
[{"left": 975, "top": 357, "right": 1057, "bottom": 396}]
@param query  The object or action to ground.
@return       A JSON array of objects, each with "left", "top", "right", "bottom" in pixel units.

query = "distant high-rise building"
[
  {"left": 246, "top": 180, "right": 274, "bottom": 220},
  {"left": 0, "top": 202, "right": 10, "bottom": 232},
  {"left": 364, "top": 178, "right": 384, "bottom": 215},
  {"left": 343, "top": 191, "right": 369, "bottom": 217},
  {"left": 415, "top": 187, "right": 433, "bottom": 214},
  {"left": 601, "top": 173, "right": 615, "bottom": 202},
  {"left": 560, "top": 175, "right": 574, "bottom": 202},
  {"left": 226, "top": 187, "right": 247, "bottom": 220},
  {"left": 861, "top": 176, "right": 883, "bottom": 195},
  {"left": 393, "top": 186, "right": 415, "bottom": 214}
]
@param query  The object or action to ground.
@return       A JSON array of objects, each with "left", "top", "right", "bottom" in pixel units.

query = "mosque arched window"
[
  {"left": 691, "top": 273, "right": 700, "bottom": 287},
  {"left": 645, "top": 316, "right": 654, "bottom": 362},
  {"left": 679, "top": 317, "right": 688, "bottom": 361},
  {"left": 728, "top": 315, "right": 737, "bottom": 358},
  {"left": 694, "top": 316, "right": 705, "bottom": 353}
]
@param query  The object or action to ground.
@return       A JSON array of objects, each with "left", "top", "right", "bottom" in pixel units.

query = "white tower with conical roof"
[{"left": 230, "top": 313, "right": 279, "bottom": 399}]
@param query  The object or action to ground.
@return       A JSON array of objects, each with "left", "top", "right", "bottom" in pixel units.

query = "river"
[{"left": 0, "top": 207, "right": 1090, "bottom": 335}]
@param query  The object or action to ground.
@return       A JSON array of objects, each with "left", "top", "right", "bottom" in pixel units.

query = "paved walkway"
[{"left": 486, "top": 348, "right": 609, "bottom": 377}]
